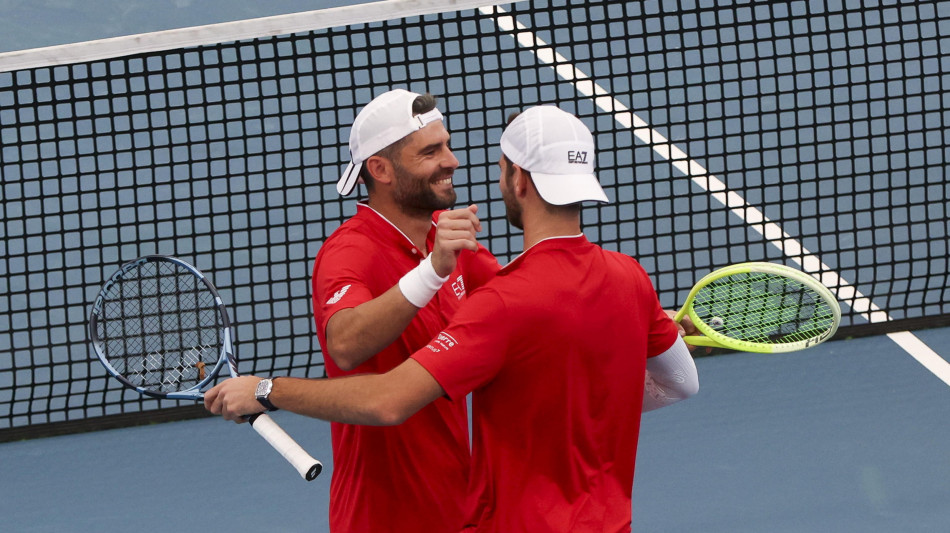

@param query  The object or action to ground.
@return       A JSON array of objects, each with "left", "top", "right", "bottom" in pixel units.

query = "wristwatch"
[{"left": 255, "top": 378, "right": 279, "bottom": 412}]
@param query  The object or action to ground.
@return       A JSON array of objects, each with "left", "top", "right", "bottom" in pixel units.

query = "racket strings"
[
  {"left": 693, "top": 272, "right": 836, "bottom": 344},
  {"left": 94, "top": 261, "right": 224, "bottom": 392}
]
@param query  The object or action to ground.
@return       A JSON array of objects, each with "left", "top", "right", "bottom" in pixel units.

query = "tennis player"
[
  {"left": 309, "top": 89, "right": 499, "bottom": 532},
  {"left": 206, "top": 105, "right": 699, "bottom": 532}
]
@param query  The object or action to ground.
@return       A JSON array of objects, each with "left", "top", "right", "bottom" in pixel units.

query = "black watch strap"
[
  {"left": 255, "top": 378, "right": 279, "bottom": 412},
  {"left": 256, "top": 396, "right": 279, "bottom": 412}
]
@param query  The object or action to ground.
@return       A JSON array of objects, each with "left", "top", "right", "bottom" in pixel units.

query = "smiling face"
[{"left": 388, "top": 121, "right": 459, "bottom": 216}]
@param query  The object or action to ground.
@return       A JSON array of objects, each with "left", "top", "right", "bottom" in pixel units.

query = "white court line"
[{"left": 482, "top": 6, "right": 950, "bottom": 386}]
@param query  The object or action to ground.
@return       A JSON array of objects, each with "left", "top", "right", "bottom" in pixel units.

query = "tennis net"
[{"left": 2, "top": 0, "right": 948, "bottom": 439}]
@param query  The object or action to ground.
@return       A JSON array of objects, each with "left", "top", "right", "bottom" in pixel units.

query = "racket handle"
[
  {"left": 682, "top": 335, "right": 727, "bottom": 349},
  {"left": 247, "top": 413, "right": 323, "bottom": 481}
]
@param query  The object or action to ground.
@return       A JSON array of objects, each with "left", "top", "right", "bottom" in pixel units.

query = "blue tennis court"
[{"left": 2, "top": 327, "right": 948, "bottom": 532}]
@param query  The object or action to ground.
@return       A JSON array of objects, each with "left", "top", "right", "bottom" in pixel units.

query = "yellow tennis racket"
[{"left": 673, "top": 262, "right": 841, "bottom": 353}]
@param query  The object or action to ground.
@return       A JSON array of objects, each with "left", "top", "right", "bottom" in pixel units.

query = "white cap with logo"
[
  {"left": 499, "top": 105, "right": 609, "bottom": 205},
  {"left": 337, "top": 89, "right": 444, "bottom": 196}
]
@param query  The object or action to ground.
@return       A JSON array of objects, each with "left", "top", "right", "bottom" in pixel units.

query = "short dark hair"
[{"left": 359, "top": 93, "right": 439, "bottom": 191}]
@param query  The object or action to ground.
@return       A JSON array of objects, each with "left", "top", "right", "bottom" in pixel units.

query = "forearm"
[
  {"left": 642, "top": 336, "right": 699, "bottom": 412},
  {"left": 269, "top": 375, "right": 400, "bottom": 426},
  {"left": 327, "top": 255, "right": 448, "bottom": 371},
  {"left": 269, "top": 360, "right": 444, "bottom": 425},
  {"left": 326, "top": 285, "right": 420, "bottom": 370}
]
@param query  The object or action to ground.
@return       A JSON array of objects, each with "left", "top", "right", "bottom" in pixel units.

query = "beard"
[
  {"left": 391, "top": 160, "right": 457, "bottom": 216},
  {"left": 501, "top": 174, "right": 523, "bottom": 230}
]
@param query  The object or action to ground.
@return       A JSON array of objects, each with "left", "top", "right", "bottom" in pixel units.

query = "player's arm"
[
  {"left": 205, "top": 359, "right": 444, "bottom": 426},
  {"left": 325, "top": 206, "right": 482, "bottom": 371},
  {"left": 642, "top": 336, "right": 699, "bottom": 412},
  {"left": 325, "top": 287, "right": 423, "bottom": 371}
]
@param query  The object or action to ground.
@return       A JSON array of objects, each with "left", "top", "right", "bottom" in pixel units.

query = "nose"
[{"left": 443, "top": 148, "right": 459, "bottom": 170}]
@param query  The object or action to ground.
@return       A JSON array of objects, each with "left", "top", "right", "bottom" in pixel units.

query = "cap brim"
[
  {"left": 337, "top": 161, "right": 363, "bottom": 196},
  {"left": 531, "top": 172, "right": 609, "bottom": 205}
]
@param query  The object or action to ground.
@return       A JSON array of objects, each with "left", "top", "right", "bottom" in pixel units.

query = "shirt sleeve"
[
  {"left": 457, "top": 243, "right": 501, "bottom": 292},
  {"left": 312, "top": 236, "right": 378, "bottom": 335},
  {"left": 411, "top": 288, "right": 510, "bottom": 401},
  {"left": 646, "top": 300, "right": 680, "bottom": 357},
  {"left": 635, "top": 260, "right": 680, "bottom": 357}
]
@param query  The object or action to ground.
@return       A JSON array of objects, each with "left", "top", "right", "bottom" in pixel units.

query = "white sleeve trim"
[{"left": 642, "top": 336, "right": 699, "bottom": 412}]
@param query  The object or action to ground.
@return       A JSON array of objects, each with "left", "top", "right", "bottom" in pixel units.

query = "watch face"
[{"left": 256, "top": 379, "right": 272, "bottom": 398}]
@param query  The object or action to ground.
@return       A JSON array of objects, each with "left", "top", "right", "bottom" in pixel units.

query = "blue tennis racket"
[{"left": 88, "top": 255, "right": 322, "bottom": 481}]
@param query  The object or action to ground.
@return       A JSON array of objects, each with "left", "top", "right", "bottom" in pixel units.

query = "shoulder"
[
  {"left": 314, "top": 221, "right": 380, "bottom": 278},
  {"left": 603, "top": 248, "right": 648, "bottom": 273},
  {"left": 320, "top": 218, "right": 375, "bottom": 253}
]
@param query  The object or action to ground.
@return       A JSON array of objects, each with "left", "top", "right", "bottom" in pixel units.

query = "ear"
[
  {"left": 511, "top": 165, "right": 532, "bottom": 198},
  {"left": 364, "top": 156, "right": 395, "bottom": 186}
]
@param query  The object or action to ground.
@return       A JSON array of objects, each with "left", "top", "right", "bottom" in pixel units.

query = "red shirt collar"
[
  {"left": 354, "top": 202, "right": 437, "bottom": 258},
  {"left": 500, "top": 234, "right": 589, "bottom": 273}
]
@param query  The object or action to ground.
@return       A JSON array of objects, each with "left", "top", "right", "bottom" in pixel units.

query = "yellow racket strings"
[{"left": 692, "top": 272, "right": 837, "bottom": 345}]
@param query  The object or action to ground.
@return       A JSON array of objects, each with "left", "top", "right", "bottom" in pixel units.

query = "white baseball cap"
[
  {"left": 337, "top": 89, "right": 444, "bottom": 196},
  {"left": 499, "top": 105, "right": 609, "bottom": 205}
]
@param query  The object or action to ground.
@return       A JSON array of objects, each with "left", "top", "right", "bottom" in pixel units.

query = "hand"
[
  {"left": 664, "top": 309, "right": 711, "bottom": 354},
  {"left": 204, "top": 376, "right": 265, "bottom": 423},
  {"left": 430, "top": 205, "right": 482, "bottom": 277}
]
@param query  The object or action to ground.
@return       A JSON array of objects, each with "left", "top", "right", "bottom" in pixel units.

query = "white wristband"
[{"left": 398, "top": 255, "right": 450, "bottom": 308}]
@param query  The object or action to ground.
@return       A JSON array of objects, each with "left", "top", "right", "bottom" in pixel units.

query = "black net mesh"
[{"left": 1, "top": 0, "right": 948, "bottom": 438}]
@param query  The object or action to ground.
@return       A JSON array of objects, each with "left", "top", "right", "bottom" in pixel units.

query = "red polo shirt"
[
  {"left": 313, "top": 203, "right": 499, "bottom": 533},
  {"left": 413, "top": 235, "right": 679, "bottom": 533}
]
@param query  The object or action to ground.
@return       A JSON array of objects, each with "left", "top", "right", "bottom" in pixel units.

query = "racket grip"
[{"left": 247, "top": 413, "right": 323, "bottom": 481}]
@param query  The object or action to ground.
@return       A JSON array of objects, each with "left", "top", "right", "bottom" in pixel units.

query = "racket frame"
[
  {"left": 88, "top": 255, "right": 323, "bottom": 481},
  {"left": 89, "top": 255, "right": 231, "bottom": 400},
  {"left": 672, "top": 262, "right": 841, "bottom": 353}
]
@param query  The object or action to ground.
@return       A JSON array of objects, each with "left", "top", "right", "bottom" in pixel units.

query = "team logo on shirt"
[
  {"left": 426, "top": 332, "right": 459, "bottom": 353},
  {"left": 451, "top": 275, "right": 465, "bottom": 299},
  {"left": 326, "top": 284, "right": 351, "bottom": 305}
]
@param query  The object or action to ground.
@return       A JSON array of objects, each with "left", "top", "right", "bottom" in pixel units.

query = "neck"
[
  {"left": 520, "top": 208, "right": 582, "bottom": 250},
  {"left": 366, "top": 196, "right": 433, "bottom": 252}
]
